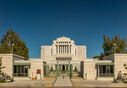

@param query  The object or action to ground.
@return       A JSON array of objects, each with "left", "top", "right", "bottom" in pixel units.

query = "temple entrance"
[{"left": 62, "top": 65, "right": 65, "bottom": 71}]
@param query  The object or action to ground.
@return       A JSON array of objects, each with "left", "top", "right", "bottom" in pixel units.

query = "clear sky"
[{"left": 0, "top": 0, "right": 127, "bottom": 58}]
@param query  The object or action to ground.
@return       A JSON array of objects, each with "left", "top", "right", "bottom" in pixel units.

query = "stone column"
[
  {"left": 98, "top": 65, "right": 99, "bottom": 77},
  {"left": 63, "top": 45, "right": 64, "bottom": 54},
  {"left": 58, "top": 45, "right": 59, "bottom": 54},
  {"left": 68, "top": 45, "right": 70, "bottom": 55},
  {"left": 64, "top": 45, "right": 66, "bottom": 54},
  {"left": 70, "top": 45, "right": 71, "bottom": 54},
  {"left": 62, "top": 45, "right": 63, "bottom": 54},
  {"left": 61, "top": 45, "right": 63, "bottom": 54},
  {"left": 65, "top": 45, "right": 66, "bottom": 54},
  {"left": 59, "top": 45, "right": 61, "bottom": 54},
  {"left": 61, "top": 45, "right": 62, "bottom": 54},
  {"left": 56, "top": 45, "right": 57, "bottom": 54},
  {"left": 68, "top": 45, "right": 69, "bottom": 54}
]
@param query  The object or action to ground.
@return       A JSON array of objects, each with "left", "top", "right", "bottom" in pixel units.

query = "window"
[
  {"left": 56, "top": 57, "right": 71, "bottom": 61},
  {"left": 97, "top": 65, "right": 113, "bottom": 77},
  {"left": 13, "top": 65, "right": 29, "bottom": 77}
]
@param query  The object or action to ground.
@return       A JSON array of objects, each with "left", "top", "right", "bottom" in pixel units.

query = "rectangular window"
[
  {"left": 56, "top": 57, "right": 71, "bottom": 61},
  {"left": 13, "top": 65, "right": 29, "bottom": 77},
  {"left": 98, "top": 65, "right": 114, "bottom": 77}
]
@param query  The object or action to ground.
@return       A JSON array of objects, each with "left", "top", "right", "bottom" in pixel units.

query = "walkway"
[{"left": 54, "top": 74, "right": 72, "bottom": 86}]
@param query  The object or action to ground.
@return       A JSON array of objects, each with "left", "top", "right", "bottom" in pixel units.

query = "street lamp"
[
  {"left": 68, "top": 62, "right": 70, "bottom": 77},
  {"left": 113, "top": 43, "right": 117, "bottom": 54},
  {"left": 113, "top": 43, "right": 117, "bottom": 83},
  {"left": 11, "top": 44, "right": 14, "bottom": 54}
]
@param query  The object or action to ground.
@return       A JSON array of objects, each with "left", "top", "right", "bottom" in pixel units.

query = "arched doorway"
[{"left": 62, "top": 65, "right": 65, "bottom": 71}]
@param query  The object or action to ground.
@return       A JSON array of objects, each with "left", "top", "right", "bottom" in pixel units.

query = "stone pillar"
[
  {"left": 98, "top": 65, "right": 99, "bottom": 77},
  {"left": 69, "top": 45, "right": 71, "bottom": 54},
  {"left": 70, "top": 45, "right": 71, "bottom": 54},
  {"left": 58, "top": 45, "right": 59, "bottom": 54},
  {"left": 63, "top": 45, "right": 64, "bottom": 54},
  {"left": 68, "top": 45, "right": 70, "bottom": 55},
  {"left": 62, "top": 45, "right": 63, "bottom": 54},
  {"left": 64, "top": 45, "right": 65, "bottom": 54},
  {"left": 56, "top": 45, "right": 57, "bottom": 54},
  {"left": 65, "top": 45, "right": 66, "bottom": 54},
  {"left": 60, "top": 45, "right": 61, "bottom": 54},
  {"left": 61, "top": 45, "right": 62, "bottom": 54}
]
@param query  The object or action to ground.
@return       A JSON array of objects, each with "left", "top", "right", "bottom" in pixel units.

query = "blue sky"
[{"left": 0, "top": 0, "right": 127, "bottom": 58}]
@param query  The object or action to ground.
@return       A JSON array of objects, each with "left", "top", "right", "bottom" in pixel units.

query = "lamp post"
[
  {"left": 113, "top": 43, "right": 117, "bottom": 54},
  {"left": 11, "top": 44, "right": 14, "bottom": 54},
  {"left": 57, "top": 62, "right": 59, "bottom": 76},
  {"left": 11, "top": 43, "right": 14, "bottom": 82},
  {"left": 68, "top": 62, "right": 70, "bottom": 77},
  {"left": 113, "top": 43, "right": 117, "bottom": 83}
]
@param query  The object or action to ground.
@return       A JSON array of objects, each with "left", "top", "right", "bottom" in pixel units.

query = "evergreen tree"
[
  {"left": 74, "top": 66, "right": 78, "bottom": 73},
  {"left": 50, "top": 66, "right": 54, "bottom": 71},
  {"left": 0, "top": 29, "right": 29, "bottom": 60}
]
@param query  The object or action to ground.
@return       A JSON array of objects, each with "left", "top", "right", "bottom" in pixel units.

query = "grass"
[
  {"left": 44, "top": 77, "right": 56, "bottom": 79},
  {"left": 61, "top": 71, "right": 68, "bottom": 74},
  {"left": 123, "top": 81, "right": 127, "bottom": 83},
  {"left": 0, "top": 80, "right": 6, "bottom": 83}
]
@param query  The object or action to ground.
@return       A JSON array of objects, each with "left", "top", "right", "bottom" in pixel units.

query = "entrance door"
[{"left": 62, "top": 65, "right": 65, "bottom": 71}]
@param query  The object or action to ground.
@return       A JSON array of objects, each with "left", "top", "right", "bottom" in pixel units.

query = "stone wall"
[
  {"left": 76, "top": 46, "right": 86, "bottom": 58},
  {"left": 29, "top": 59, "right": 43, "bottom": 80},
  {"left": 114, "top": 54, "right": 127, "bottom": 79},
  {"left": 0, "top": 54, "right": 13, "bottom": 78},
  {"left": 83, "top": 59, "right": 96, "bottom": 80}
]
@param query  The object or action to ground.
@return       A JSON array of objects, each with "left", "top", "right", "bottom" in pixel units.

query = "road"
[{"left": 0, "top": 86, "right": 127, "bottom": 88}]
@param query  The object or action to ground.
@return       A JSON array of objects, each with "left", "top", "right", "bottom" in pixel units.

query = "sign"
[{"left": 37, "top": 69, "right": 41, "bottom": 74}]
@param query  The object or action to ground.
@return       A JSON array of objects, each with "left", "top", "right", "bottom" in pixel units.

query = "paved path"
[{"left": 54, "top": 74, "right": 72, "bottom": 86}]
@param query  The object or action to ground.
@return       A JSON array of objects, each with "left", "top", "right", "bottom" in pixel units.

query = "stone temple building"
[
  {"left": 41, "top": 36, "right": 86, "bottom": 73},
  {"left": 0, "top": 36, "right": 127, "bottom": 81}
]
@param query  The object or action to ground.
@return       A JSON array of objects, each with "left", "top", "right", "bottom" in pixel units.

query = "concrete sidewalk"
[
  {"left": 0, "top": 79, "right": 55, "bottom": 87},
  {"left": 54, "top": 74, "right": 72, "bottom": 86},
  {"left": 72, "top": 79, "right": 127, "bottom": 87}
]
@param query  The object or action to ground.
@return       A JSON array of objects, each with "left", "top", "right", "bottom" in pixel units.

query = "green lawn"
[
  {"left": 0, "top": 80, "right": 6, "bottom": 83},
  {"left": 61, "top": 71, "right": 68, "bottom": 74},
  {"left": 124, "top": 81, "right": 127, "bottom": 83}
]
